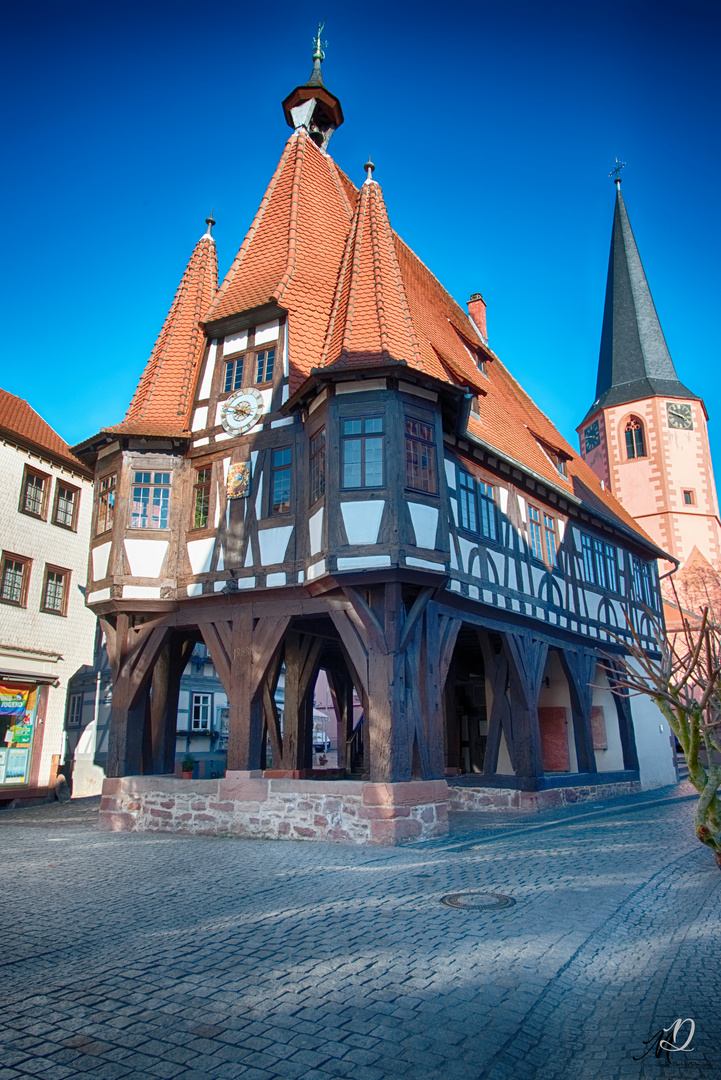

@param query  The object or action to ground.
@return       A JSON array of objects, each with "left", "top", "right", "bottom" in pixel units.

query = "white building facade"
[{"left": 0, "top": 390, "right": 97, "bottom": 800}]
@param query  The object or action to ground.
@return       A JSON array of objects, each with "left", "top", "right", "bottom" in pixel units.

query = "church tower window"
[{"left": 624, "top": 417, "right": 646, "bottom": 460}]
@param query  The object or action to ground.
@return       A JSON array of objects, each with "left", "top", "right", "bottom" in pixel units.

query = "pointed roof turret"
[
  {"left": 281, "top": 24, "right": 344, "bottom": 151},
  {"left": 320, "top": 161, "right": 424, "bottom": 372},
  {"left": 118, "top": 221, "right": 218, "bottom": 434},
  {"left": 586, "top": 174, "right": 697, "bottom": 419}
]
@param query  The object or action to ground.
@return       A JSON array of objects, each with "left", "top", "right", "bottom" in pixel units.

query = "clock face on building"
[
  {"left": 667, "top": 402, "right": 693, "bottom": 430},
  {"left": 584, "top": 420, "right": 601, "bottom": 452},
  {"left": 220, "top": 388, "right": 264, "bottom": 434}
]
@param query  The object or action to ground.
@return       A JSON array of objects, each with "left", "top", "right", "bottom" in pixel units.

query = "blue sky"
[{"left": 2, "top": 0, "right": 720, "bottom": 465}]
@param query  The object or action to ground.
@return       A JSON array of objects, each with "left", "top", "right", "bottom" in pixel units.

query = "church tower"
[{"left": 577, "top": 173, "right": 721, "bottom": 575}]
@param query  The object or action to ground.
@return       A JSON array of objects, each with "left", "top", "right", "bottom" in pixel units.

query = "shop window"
[
  {"left": 625, "top": 416, "right": 646, "bottom": 460},
  {"left": 271, "top": 448, "right": 291, "bottom": 514},
  {"left": 41, "top": 565, "right": 70, "bottom": 616},
  {"left": 67, "top": 694, "right": 83, "bottom": 727},
  {"left": 96, "top": 474, "right": 116, "bottom": 535},
  {"left": 52, "top": 483, "right": 79, "bottom": 530},
  {"left": 341, "top": 417, "right": 384, "bottom": 489},
  {"left": 19, "top": 466, "right": 49, "bottom": 519},
  {"left": 0, "top": 553, "right": 31, "bottom": 607},
  {"left": 405, "top": 419, "right": 437, "bottom": 494},
  {"left": 191, "top": 693, "right": 212, "bottom": 731},
  {"left": 309, "top": 428, "right": 326, "bottom": 505},
  {"left": 130, "top": 472, "right": 171, "bottom": 529},
  {"left": 0, "top": 682, "right": 39, "bottom": 786},
  {"left": 255, "top": 348, "right": 275, "bottom": 384},
  {"left": 192, "top": 466, "right": 212, "bottom": 529}
]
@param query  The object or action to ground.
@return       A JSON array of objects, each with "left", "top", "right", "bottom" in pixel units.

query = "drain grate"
[{"left": 440, "top": 891, "right": 516, "bottom": 911}]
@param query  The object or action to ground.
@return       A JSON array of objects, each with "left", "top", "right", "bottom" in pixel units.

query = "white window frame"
[{"left": 191, "top": 692, "right": 213, "bottom": 732}]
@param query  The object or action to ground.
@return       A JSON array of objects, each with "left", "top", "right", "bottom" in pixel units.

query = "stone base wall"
[
  {"left": 448, "top": 779, "right": 641, "bottom": 814},
  {"left": 98, "top": 773, "right": 449, "bottom": 845}
]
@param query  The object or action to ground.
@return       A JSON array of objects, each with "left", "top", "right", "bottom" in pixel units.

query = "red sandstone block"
[
  {"left": 278, "top": 821, "right": 291, "bottom": 835},
  {"left": 176, "top": 813, "right": 192, "bottom": 821},
  {"left": 358, "top": 805, "right": 410, "bottom": 820},
  {"left": 193, "top": 813, "right": 217, "bottom": 823},
  {"left": 314, "top": 814, "right": 328, "bottom": 827},
  {"left": 369, "top": 817, "right": 423, "bottom": 845},
  {"left": 100, "top": 797, "right": 118, "bottom": 811},
  {"left": 268, "top": 779, "right": 361, "bottom": 796},
  {"left": 218, "top": 778, "right": 268, "bottom": 803},
  {"left": 160, "top": 800, "right": 174, "bottom": 809},
  {"left": 150, "top": 808, "right": 172, "bottom": 819},
  {"left": 293, "top": 826, "right": 317, "bottom": 838},
  {"left": 98, "top": 812, "right": 135, "bottom": 832},
  {"left": 101, "top": 779, "right": 123, "bottom": 796},
  {"left": 208, "top": 802, "right": 235, "bottom": 812},
  {"left": 327, "top": 827, "right": 354, "bottom": 842},
  {"left": 127, "top": 800, "right": 141, "bottom": 811},
  {"left": 362, "top": 780, "right": 448, "bottom": 807},
  {"left": 191, "top": 801, "right": 207, "bottom": 811}
]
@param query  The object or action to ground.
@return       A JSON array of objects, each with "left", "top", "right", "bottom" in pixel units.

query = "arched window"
[{"left": 625, "top": 416, "right": 646, "bottom": 459}]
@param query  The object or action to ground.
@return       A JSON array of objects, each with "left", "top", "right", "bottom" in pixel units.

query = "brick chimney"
[{"left": 467, "top": 293, "right": 487, "bottom": 343}]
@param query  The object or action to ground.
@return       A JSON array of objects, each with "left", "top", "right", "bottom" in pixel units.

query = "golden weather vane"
[{"left": 312, "top": 22, "right": 327, "bottom": 62}]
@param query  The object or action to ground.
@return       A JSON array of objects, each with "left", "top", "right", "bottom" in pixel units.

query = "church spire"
[
  {"left": 589, "top": 175, "right": 696, "bottom": 416},
  {"left": 281, "top": 25, "right": 344, "bottom": 151}
]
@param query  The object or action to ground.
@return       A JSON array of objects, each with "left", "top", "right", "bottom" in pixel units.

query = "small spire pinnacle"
[
  {"left": 205, "top": 207, "right": 215, "bottom": 237},
  {"left": 609, "top": 158, "right": 626, "bottom": 188},
  {"left": 364, "top": 155, "right": 375, "bottom": 185},
  {"left": 308, "top": 22, "right": 327, "bottom": 86}
]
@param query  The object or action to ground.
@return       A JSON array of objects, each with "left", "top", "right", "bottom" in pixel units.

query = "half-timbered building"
[{"left": 74, "top": 47, "right": 677, "bottom": 842}]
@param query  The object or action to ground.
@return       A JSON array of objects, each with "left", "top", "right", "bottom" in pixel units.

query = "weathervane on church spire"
[
  {"left": 609, "top": 158, "right": 626, "bottom": 187},
  {"left": 308, "top": 22, "right": 327, "bottom": 85}
]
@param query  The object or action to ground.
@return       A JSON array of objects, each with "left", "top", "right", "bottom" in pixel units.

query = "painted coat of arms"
[{"left": 226, "top": 461, "right": 250, "bottom": 499}]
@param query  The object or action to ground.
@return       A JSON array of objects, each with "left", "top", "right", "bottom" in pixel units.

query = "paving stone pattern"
[{"left": 1, "top": 794, "right": 719, "bottom": 1079}]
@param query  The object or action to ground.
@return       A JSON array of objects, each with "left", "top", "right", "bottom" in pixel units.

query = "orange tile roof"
[
  {"left": 0, "top": 389, "right": 91, "bottom": 475},
  {"left": 205, "top": 131, "right": 356, "bottom": 394},
  {"left": 112, "top": 132, "right": 660, "bottom": 551},
  {"left": 113, "top": 231, "right": 218, "bottom": 435},
  {"left": 320, "top": 179, "right": 424, "bottom": 373}
]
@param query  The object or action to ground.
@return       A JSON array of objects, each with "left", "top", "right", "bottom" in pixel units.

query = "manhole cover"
[{"left": 440, "top": 891, "right": 516, "bottom": 911}]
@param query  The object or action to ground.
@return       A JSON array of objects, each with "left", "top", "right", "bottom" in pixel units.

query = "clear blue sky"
[{"left": 2, "top": 0, "right": 720, "bottom": 464}]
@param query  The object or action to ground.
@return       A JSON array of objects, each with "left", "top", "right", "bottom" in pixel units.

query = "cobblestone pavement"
[{"left": 1, "top": 790, "right": 719, "bottom": 1080}]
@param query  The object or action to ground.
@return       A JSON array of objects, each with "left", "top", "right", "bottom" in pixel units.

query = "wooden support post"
[
  {"left": 145, "top": 637, "right": 194, "bottom": 775},
  {"left": 106, "top": 623, "right": 170, "bottom": 777},
  {"left": 605, "top": 659, "right": 640, "bottom": 771},
  {"left": 226, "top": 609, "right": 290, "bottom": 771},
  {"left": 504, "top": 632, "right": 548, "bottom": 779},
  {"left": 479, "top": 632, "right": 511, "bottom": 776},
  {"left": 559, "top": 649, "right": 598, "bottom": 774}
]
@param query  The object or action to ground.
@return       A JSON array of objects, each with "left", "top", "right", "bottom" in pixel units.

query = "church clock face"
[
  {"left": 220, "top": 388, "right": 264, "bottom": 435},
  {"left": 667, "top": 402, "right": 693, "bottom": 430},
  {"left": 584, "top": 420, "right": 601, "bottom": 452}
]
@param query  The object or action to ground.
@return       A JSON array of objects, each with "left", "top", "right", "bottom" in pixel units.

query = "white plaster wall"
[
  {"left": 628, "top": 665, "right": 677, "bottom": 789},
  {"left": 591, "top": 663, "right": 625, "bottom": 772},
  {"left": 0, "top": 442, "right": 97, "bottom": 787}
]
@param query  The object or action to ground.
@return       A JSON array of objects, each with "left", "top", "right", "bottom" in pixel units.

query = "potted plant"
[{"left": 180, "top": 754, "right": 195, "bottom": 780}]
